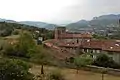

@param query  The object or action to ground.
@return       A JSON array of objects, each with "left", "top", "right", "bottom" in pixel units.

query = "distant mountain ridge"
[
  {"left": 0, "top": 14, "right": 120, "bottom": 30},
  {"left": 0, "top": 18, "right": 16, "bottom": 23},
  {"left": 66, "top": 14, "right": 120, "bottom": 30},
  {"left": 19, "top": 21, "right": 58, "bottom": 30},
  {"left": 66, "top": 20, "right": 89, "bottom": 30},
  {"left": 93, "top": 14, "right": 120, "bottom": 20},
  {"left": 0, "top": 18, "right": 58, "bottom": 30}
]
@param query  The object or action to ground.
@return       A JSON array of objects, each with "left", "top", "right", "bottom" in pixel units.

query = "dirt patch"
[{"left": 30, "top": 65, "right": 120, "bottom": 80}]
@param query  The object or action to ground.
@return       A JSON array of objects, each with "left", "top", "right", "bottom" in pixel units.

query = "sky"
[{"left": 0, "top": 0, "right": 120, "bottom": 24}]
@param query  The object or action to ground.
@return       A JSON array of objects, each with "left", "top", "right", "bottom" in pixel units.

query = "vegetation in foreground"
[
  {"left": 0, "top": 22, "right": 120, "bottom": 80},
  {"left": 0, "top": 26, "right": 64, "bottom": 79},
  {"left": 0, "top": 58, "right": 33, "bottom": 80}
]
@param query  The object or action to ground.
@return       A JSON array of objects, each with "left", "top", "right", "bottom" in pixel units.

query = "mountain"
[
  {"left": 19, "top": 21, "right": 58, "bottom": 30},
  {"left": 93, "top": 14, "right": 120, "bottom": 20},
  {"left": 0, "top": 18, "right": 58, "bottom": 30},
  {"left": 0, "top": 18, "right": 16, "bottom": 23},
  {"left": 89, "top": 14, "right": 120, "bottom": 28},
  {"left": 1, "top": 14, "right": 120, "bottom": 30},
  {"left": 66, "top": 14, "right": 120, "bottom": 30},
  {"left": 66, "top": 20, "right": 89, "bottom": 30}
]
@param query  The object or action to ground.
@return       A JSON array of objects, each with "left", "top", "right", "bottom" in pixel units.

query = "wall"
[
  {"left": 112, "top": 53, "right": 120, "bottom": 64},
  {"left": 106, "top": 52, "right": 120, "bottom": 64},
  {"left": 84, "top": 65, "right": 120, "bottom": 76}
]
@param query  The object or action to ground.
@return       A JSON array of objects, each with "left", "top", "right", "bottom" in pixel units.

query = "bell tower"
[{"left": 54, "top": 27, "right": 66, "bottom": 39}]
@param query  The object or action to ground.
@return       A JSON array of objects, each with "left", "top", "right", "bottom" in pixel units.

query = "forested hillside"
[{"left": 0, "top": 22, "right": 54, "bottom": 40}]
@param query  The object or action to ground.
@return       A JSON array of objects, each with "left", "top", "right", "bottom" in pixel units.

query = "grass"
[
  {"left": 29, "top": 64, "right": 120, "bottom": 80},
  {"left": 5, "top": 35, "right": 20, "bottom": 39}
]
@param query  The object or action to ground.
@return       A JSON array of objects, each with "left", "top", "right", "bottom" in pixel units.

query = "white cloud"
[{"left": 0, "top": 0, "right": 119, "bottom": 24}]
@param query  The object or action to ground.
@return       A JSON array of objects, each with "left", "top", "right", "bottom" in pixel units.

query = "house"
[
  {"left": 79, "top": 39, "right": 120, "bottom": 64},
  {"left": 55, "top": 27, "right": 92, "bottom": 43},
  {"left": 54, "top": 27, "right": 120, "bottom": 64}
]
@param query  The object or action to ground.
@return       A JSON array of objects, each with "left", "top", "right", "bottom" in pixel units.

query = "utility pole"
[{"left": 119, "top": 19, "right": 120, "bottom": 27}]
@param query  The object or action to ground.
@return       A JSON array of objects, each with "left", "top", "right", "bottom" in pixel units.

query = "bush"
[
  {"left": 74, "top": 54, "right": 93, "bottom": 68},
  {"left": 3, "top": 32, "right": 37, "bottom": 58},
  {"left": 30, "top": 46, "right": 53, "bottom": 65},
  {"left": 47, "top": 70, "right": 65, "bottom": 80},
  {"left": 0, "top": 29, "right": 13, "bottom": 37},
  {"left": 13, "top": 30, "right": 19, "bottom": 35},
  {"left": 3, "top": 43, "right": 16, "bottom": 56},
  {"left": 0, "top": 58, "right": 33, "bottom": 80},
  {"left": 93, "top": 53, "right": 120, "bottom": 69},
  {"left": 74, "top": 54, "right": 93, "bottom": 73}
]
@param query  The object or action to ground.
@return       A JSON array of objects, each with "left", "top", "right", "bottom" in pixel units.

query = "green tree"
[
  {"left": 0, "top": 58, "right": 33, "bottom": 80},
  {"left": 3, "top": 32, "right": 37, "bottom": 58},
  {"left": 93, "top": 53, "right": 115, "bottom": 68},
  {"left": 92, "top": 34, "right": 108, "bottom": 39},
  {"left": 74, "top": 54, "right": 93, "bottom": 73},
  {"left": 16, "top": 32, "right": 36, "bottom": 58}
]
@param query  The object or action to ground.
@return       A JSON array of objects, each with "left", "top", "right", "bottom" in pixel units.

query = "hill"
[
  {"left": 19, "top": 21, "right": 58, "bottom": 30},
  {"left": 66, "top": 20, "right": 89, "bottom": 30},
  {"left": 0, "top": 18, "right": 58, "bottom": 30},
  {"left": 66, "top": 14, "right": 120, "bottom": 30},
  {"left": 0, "top": 22, "right": 54, "bottom": 40},
  {"left": 1, "top": 14, "right": 120, "bottom": 30},
  {"left": 0, "top": 18, "right": 16, "bottom": 23}
]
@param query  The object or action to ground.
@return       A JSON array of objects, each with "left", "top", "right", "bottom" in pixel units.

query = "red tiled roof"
[
  {"left": 102, "top": 40, "right": 120, "bottom": 52},
  {"left": 82, "top": 39, "right": 120, "bottom": 52},
  {"left": 58, "top": 42, "right": 80, "bottom": 48},
  {"left": 82, "top": 39, "right": 103, "bottom": 49},
  {"left": 57, "top": 39, "right": 120, "bottom": 52},
  {"left": 59, "top": 33, "right": 92, "bottom": 39}
]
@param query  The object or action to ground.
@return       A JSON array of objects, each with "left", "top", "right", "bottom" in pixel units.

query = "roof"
[
  {"left": 57, "top": 39, "right": 120, "bottom": 52},
  {"left": 102, "top": 40, "right": 120, "bottom": 52},
  {"left": 58, "top": 42, "right": 80, "bottom": 48},
  {"left": 59, "top": 33, "right": 92, "bottom": 39},
  {"left": 82, "top": 39, "right": 120, "bottom": 52},
  {"left": 82, "top": 39, "right": 103, "bottom": 49}
]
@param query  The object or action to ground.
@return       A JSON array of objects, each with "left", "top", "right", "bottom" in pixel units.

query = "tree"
[
  {"left": 92, "top": 34, "right": 108, "bottom": 40},
  {"left": 16, "top": 32, "right": 37, "bottom": 58},
  {"left": 93, "top": 53, "right": 115, "bottom": 68},
  {"left": 0, "top": 58, "right": 33, "bottom": 80},
  {"left": 3, "top": 32, "right": 37, "bottom": 58},
  {"left": 41, "top": 65, "right": 44, "bottom": 75},
  {"left": 74, "top": 54, "right": 93, "bottom": 73},
  {"left": 101, "top": 68, "right": 107, "bottom": 80}
]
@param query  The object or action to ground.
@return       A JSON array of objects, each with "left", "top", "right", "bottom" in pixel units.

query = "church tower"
[{"left": 54, "top": 27, "right": 66, "bottom": 39}]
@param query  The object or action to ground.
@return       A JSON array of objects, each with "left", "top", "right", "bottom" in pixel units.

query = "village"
[
  {"left": 44, "top": 27, "right": 120, "bottom": 64},
  {"left": 1, "top": 0, "right": 120, "bottom": 79}
]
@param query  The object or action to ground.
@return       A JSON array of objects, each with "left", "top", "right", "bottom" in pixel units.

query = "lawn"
[{"left": 29, "top": 64, "right": 120, "bottom": 80}]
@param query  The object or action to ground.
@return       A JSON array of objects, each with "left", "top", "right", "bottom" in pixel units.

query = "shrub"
[
  {"left": 93, "top": 53, "right": 120, "bottom": 69},
  {"left": 74, "top": 54, "right": 93, "bottom": 73},
  {"left": 13, "top": 30, "right": 19, "bottom": 35},
  {"left": 47, "top": 70, "right": 65, "bottom": 80},
  {"left": 0, "top": 58, "right": 33, "bottom": 80},
  {"left": 3, "top": 32, "right": 37, "bottom": 58}
]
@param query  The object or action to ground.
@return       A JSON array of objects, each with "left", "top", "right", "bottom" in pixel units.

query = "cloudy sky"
[{"left": 0, "top": 0, "right": 120, "bottom": 24}]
